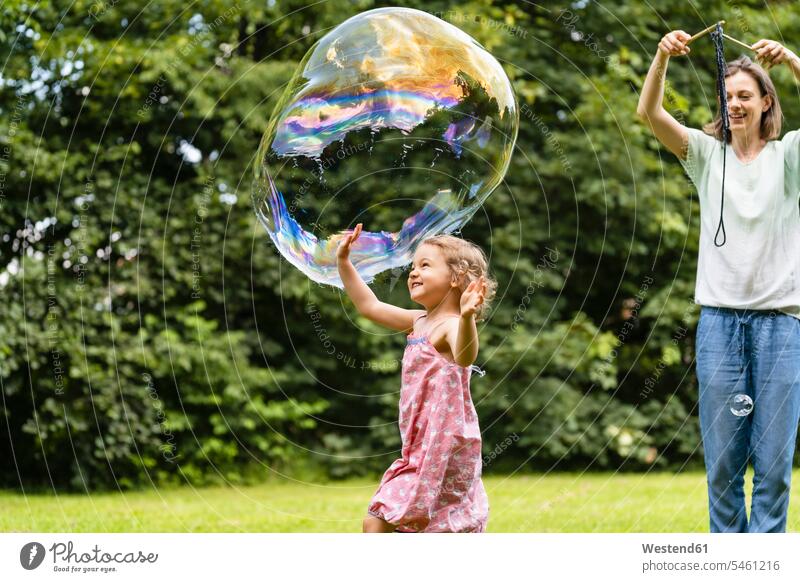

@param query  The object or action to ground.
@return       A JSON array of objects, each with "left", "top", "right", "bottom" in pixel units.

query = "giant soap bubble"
[{"left": 253, "top": 7, "right": 518, "bottom": 287}]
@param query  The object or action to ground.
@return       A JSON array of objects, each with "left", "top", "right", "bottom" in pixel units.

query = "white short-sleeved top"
[{"left": 680, "top": 127, "right": 800, "bottom": 319}]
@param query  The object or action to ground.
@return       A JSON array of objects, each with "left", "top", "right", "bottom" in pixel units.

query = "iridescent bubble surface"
[
  {"left": 253, "top": 7, "right": 518, "bottom": 287},
  {"left": 729, "top": 394, "right": 753, "bottom": 417}
]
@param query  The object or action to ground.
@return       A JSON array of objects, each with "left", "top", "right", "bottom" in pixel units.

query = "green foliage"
[{"left": 2, "top": 0, "right": 798, "bottom": 490}]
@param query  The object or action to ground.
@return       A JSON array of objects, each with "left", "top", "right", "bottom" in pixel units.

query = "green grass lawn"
[{"left": 3, "top": 470, "right": 800, "bottom": 532}]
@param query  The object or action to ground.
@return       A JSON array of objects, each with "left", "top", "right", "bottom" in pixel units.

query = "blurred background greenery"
[{"left": 1, "top": 0, "right": 799, "bottom": 493}]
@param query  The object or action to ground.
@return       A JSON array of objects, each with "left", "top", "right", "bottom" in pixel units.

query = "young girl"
[
  {"left": 336, "top": 223, "right": 497, "bottom": 533},
  {"left": 637, "top": 32, "right": 800, "bottom": 532}
]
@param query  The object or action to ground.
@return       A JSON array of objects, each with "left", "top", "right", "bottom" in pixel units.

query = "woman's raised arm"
[{"left": 637, "top": 31, "right": 691, "bottom": 159}]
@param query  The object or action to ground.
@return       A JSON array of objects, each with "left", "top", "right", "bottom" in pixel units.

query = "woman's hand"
[
  {"left": 460, "top": 276, "right": 486, "bottom": 318},
  {"left": 336, "top": 223, "right": 362, "bottom": 262},
  {"left": 751, "top": 39, "right": 798, "bottom": 70},
  {"left": 658, "top": 30, "right": 691, "bottom": 57}
]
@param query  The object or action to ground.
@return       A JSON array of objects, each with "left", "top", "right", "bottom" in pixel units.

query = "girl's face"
[
  {"left": 407, "top": 244, "right": 457, "bottom": 306},
  {"left": 725, "top": 71, "right": 771, "bottom": 139}
]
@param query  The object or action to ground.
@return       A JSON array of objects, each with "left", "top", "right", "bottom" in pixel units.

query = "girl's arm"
[
  {"left": 336, "top": 223, "right": 423, "bottom": 332},
  {"left": 448, "top": 276, "right": 486, "bottom": 367},
  {"left": 636, "top": 30, "right": 691, "bottom": 159}
]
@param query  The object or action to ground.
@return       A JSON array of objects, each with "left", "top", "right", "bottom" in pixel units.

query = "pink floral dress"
[{"left": 367, "top": 314, "right": 489, "bottom": 533}]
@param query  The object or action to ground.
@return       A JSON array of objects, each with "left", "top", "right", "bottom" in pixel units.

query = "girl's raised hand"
[
  {"left": 460, "top": 276, "right": 486, "bottom": 318},
  {"left": 751, "top": 39, "right": 795, "bottom": 70},
  {"left": 658, "top": 30, "right": 691, "bottom": 57},
  {"left": 336, "top": 223, "right": 362, "bottom": 262}
]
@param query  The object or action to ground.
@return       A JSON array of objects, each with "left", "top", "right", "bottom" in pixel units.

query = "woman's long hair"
[{"left": 703, "top": 55, "right": 782, "bottom": 143}]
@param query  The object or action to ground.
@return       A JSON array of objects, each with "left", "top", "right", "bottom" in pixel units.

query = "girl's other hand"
[
  {"left": 336, "top": 223, "right": 362, "bottom": 262},
  {"left": 460, "top": 276, "right": 486, "bottom": 318},
  {"left": 751, "top": 39, "right": 794, "bottom": 70},
  {"left": 658, "top": 30, "right": 691, "bottom": 57}
]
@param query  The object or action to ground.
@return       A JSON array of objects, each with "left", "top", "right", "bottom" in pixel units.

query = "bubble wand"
[
  {"left": 686, "top": 21, "right": 755, "bottom": 53},
  {"left": 686, "top": 21, "right": 726, "bottom": 46}
]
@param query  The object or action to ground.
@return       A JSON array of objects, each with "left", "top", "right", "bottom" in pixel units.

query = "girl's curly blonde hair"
[{"left": 418, "top": 234, "right": 497, "bottom": 321}]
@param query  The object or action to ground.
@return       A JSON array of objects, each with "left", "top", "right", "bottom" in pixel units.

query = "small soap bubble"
[{"left": 729, "top": 394, "right": 753, "bottom": 417}]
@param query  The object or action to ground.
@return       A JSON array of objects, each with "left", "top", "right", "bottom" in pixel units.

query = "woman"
[{"left": 637, "top": 30, "right": 800, "bottom": 533}]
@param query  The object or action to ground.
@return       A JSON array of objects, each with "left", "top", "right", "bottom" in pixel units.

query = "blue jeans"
[{"left": 696, "top": 306, "right": 800, "bottom": 532}]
